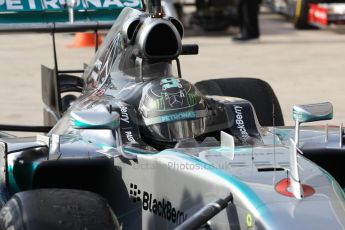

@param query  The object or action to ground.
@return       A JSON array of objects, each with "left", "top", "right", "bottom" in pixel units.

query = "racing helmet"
[{"left": 139, "top": 77, "right": 207, "bottom": 143}]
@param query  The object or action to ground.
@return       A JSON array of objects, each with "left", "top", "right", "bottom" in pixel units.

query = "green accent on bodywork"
[
  {"left": 7, "top": 165, "right": 20, "bottom": 194},
  {"left": 125, "top": 145, "right": 250, "bottom": 156},
  {"left": 0, "top": 10, "right": 118, "bottom": 24},
  {"left": 0, "top": 0, "right": 141, "bottom": 12},
  {"left": 98, "top": 143, "right": 116, "bottom": 148},
  {"left": 159, "top": 150, "right": 270, "bottom": 214},
  {"left": 72, "top": 118, "right": 119, "bottom": 130},
  {"left": 205, "top": 146, "right": 251, "bottom": 155},
  {"left": 94, "top": 142, "right": 156, "bottom": 155},
  {"left": 292, "top": 108, "right": 333, "bottom": 123},
  {"left": 114, "top": 146, "right": 272, "bottom": 218},
  {"left": 0, "top": 1, "right": 142, "bottom": 24},
  {"left": 8, "top": 162, "right": 39, "bottom": 194},
  {"left": 274, "top": 128, "right": 293, "bottom": 140},
  {"left": 124, "top": 147, "right": 156, "bottom": 155},
  {"left": 72, "top": 119, "right": 89, "bottom": 128},
  {"left": 96, "top": 140, "right": 252, "bottom": 157}
]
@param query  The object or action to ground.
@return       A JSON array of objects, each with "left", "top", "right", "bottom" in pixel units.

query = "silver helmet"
[{"left": 139, "top": 77, "right": 207, "bottom": 142}]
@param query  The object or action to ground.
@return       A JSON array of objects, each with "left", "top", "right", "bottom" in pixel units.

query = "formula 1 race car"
[
  {"left": 0, "top": 0, "right": 344, "bottom": 229},
  {"left": 266, "top": 0, "right": 345, "bottom": 29}
]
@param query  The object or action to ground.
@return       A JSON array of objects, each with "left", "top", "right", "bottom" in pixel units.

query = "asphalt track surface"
[{"left": 0, "top": 11, "right": 345, "bottom": 136}]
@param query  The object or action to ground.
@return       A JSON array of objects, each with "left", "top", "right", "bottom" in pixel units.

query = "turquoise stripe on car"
[{"left": 158, "top": 149, "right": 274, "bottom": 226}]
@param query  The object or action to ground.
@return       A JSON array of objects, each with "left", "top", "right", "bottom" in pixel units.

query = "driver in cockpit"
[
  {"left": 138, "top": 77, "right": 208, "bottom": 150},
  {"left": 136, "top": 76, "right": 263, "bottom": 150}
]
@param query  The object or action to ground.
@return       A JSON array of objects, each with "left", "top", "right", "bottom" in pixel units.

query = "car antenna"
[
  {"left": 51, "top": 32, "right": 59, "bottom": 74},
  {"left": 272, "top": 99, "right": 277, "bottom": 173},
  {"left": 339, "top": 123, "right": 343, "bottom": 148}
]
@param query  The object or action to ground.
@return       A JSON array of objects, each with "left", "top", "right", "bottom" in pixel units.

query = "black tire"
[
  {"left": 0, "top": 189, "right": 120, "bottom": 230},
  {"left": 195, "top": 78, "right": 284, "bottom": 126},
  {"left": 61, "top": 94, "right": 77, "bottom": 112},
  {"left": 292, "top": 0, "right": 311, "bottom": 29}
]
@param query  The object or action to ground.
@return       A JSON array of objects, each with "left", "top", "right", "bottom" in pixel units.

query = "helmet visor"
[{"left": 147, "top": 118, "right": 206, "bottom": 142}]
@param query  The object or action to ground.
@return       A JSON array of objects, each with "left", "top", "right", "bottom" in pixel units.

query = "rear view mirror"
[
  {"left": 292, "top": 102, "right": 333, "bottom": 147},
  {"left": 70, "top": 109, "right": 136, "bottom": 160},
  {"left": 292, "top": 102, "right": 333, "bottom": 123},
  {"left": 70, "top": 110, "right": 120, "bottom": 130}
]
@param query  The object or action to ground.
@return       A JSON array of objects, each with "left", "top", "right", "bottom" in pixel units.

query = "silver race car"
[{"left": 0, "top": 1, "right": 344, "bottom": 229}]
